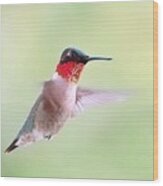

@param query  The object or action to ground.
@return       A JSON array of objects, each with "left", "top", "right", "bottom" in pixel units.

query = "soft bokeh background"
[{"left": 1, "top": 2, "right": 154, "bottom": 180}]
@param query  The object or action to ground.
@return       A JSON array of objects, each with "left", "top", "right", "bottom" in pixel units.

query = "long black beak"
[{"left": 87, "top": 56, "right": 112, "bottom": 62}]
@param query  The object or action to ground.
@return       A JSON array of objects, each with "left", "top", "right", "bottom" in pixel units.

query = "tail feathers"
[{"left": 5, "top": 138, "right": 18, "bottom": 154}]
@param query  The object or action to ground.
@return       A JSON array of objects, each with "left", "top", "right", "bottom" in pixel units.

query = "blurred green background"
[{"left": 1, "top": 2, "right": 154, "bottom": 180}]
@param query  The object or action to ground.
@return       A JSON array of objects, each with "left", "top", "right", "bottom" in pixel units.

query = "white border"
[{"left": 1, "top": 0, "right": 162, "bottom": 186}]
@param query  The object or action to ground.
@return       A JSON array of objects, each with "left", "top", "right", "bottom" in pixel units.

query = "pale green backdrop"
[{"left": 1, "top": 1, "right": 154, "bottom": 180}]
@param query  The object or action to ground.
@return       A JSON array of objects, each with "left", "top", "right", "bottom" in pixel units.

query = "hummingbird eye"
[{"left": 71, "top": 51, "right": 78, "bottom": 60}]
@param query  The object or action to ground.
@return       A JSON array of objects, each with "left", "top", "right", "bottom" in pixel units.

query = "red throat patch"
[{"left": 56, "top": 61, "right": 84, "bottom": 83}]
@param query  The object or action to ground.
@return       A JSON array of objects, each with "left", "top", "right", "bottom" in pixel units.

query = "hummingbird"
[{"left": 5, "top": 47, "right": 127, "bottom": 153}]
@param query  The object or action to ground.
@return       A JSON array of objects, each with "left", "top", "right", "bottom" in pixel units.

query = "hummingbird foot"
[{"left": 45, "top": 135, "right": 52, "bottom": 140}]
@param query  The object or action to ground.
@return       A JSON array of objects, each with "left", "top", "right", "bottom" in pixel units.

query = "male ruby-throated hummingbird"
[{"left": 5, "top": 47, "right": 127, "bottom": 153}]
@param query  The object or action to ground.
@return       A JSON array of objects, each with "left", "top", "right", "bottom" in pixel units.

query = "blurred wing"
[{"left": 71, "top": 87, "right": 129, "bottom": 117}]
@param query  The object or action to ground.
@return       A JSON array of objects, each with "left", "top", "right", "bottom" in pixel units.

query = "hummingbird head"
[
  {"left": 60, "top": 47, "right": 89, "bottom": 65},
  {"left": 56, "top": 47, "right": 112, "bottom": 83}
]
